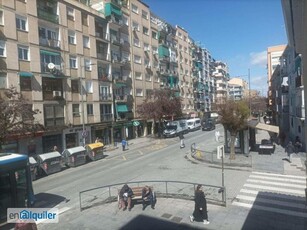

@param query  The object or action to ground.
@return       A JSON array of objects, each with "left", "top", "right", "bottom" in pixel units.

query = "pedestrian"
[
  {"left": 14, "top": 219, "right": 37, "bottom": 230},
  {"left": 118, "top": 184, "right": 133, "bottom": 211},
  {"left": 285, "top": 141, "right": 295, "bottom": 163},
  {"left": 179, "top": 132, "right": 185, "bottom": 148},
  {"left": 121, "top": 139, "right": 127, "bottom": 151},
  {"left": 294, "top": 136, "right": 302, "bottom": 153},
  {"left": 190, "top": 184, "right": 210, "bottom": 225},
  {"left": 95, "top": 137, "right": 100, "bottom": 143},
  {"left": 142, "top": 185, "right": 156, "bottom": 210},
  {"left": 53, "top": 145, "right": 58, "bottom": 152}
]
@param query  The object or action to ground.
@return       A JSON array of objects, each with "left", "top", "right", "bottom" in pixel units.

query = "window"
[
  {"left": 85, "top": 80, "right": 93, "bottom": 93},
  {"left": 87, "top": 104, "right": 93, "bottom": 116},
  {"left": 16, "top": 16, "right": 27, "bottom": 31},
  {"left": 132, "top": 21, "right": 139, "bottom": 31},
  {"left": 0, "top": 10, "right": 3, "bottom": 25},
  {"left": 122, "top": 15, "right": 128, "bottom": 26},
  {"left": 81, "top": 12, "right": 88, "bottom": 26},
  {"left": 68, "top": 30, "right": 76, "bottom": 44},
  {"left": 84, "top": 59, "right": 92, "bottom": 71},
  {"left": 135, "top": 72, "right": 142, "bottom": 80},
  {"left": 67, "top": 7, "right": 75, "bottom": 20},
  {"left": 83, "top": 36, "right": 90, "bottom": 48},
  {"left": 134, "top": 55, "right": 141, "bottom": 64},
  {"left": 20, "top": 76, "right": 31, "bottom": 91},
  {"left": 152, "top": 46, "right": 158, "bottom": 54},
  {"left": 0, "top": 73, "right": 6, "bottom": 88},
  {"left": 69, "top": 56, "right": 77, "bottom": 69},
  {"left": 71, "top": 80, "right": 79, "bottom": 93},
  {"left": 0, "top": 40, "right": 6, "bottom": 57},
  {"left": 142, "top": 10, "right": 148, "bottom": 19},
  {"left": 133, "top": 38, "right": 140, "bottom": 47},
  {"left": 131, "top": 4, "right": 138, "bottom": 14},
  {"left": 72, "top": 104, "right": 80, "bottom": 117},
  {"left": 143, "top": 26, "right": 149, "bottom": 35},
  {"left": 144, "top": 43, "right": 150, "bottom": 51},
  {"left": 18, "top": 46, "right": 29, "bottom": 60},
  {"left": 145, "top": 73, "right": 151, "bottom": 81},
  {"left": 136, "top": 88, "right": 143, "bottom": 96},
  {"left": 152, "top": 31, "right": 157, "bottom": 39},
  {"left": 44, "top": 105, "right": 65, "bottom": 127}
]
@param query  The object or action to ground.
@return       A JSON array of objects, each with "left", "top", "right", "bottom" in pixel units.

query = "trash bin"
[
  {"left": 85, "top": 142, "right": 104, "bottom": 161},
  {"left": 61, "top": 146, "right": 86, "bottom": 167},
  {"left": 37, "top": 151, "right": 62, "bottom": 176}
]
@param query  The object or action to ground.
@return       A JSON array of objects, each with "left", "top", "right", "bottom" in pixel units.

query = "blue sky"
[{"left": 143, "top": 0, "right": 287, "bottom": 95}]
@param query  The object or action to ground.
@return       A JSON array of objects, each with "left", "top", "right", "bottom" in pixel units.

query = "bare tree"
[
  {"left": 137, "top": 89, "right": 182, "bottom": 137},
  {"left": 0, "top": 86, "right": 44, "bottom": 149},
  {"left": 217, "top": 99, "right": 250, "bottom": 159}
]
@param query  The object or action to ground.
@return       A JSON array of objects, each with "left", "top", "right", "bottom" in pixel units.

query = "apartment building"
[
  {"left": 0, "top": 0, "right": 215, "bottom": 155},
  {"left": 281, "top": 0, "right": 306, "bottom": 149},
  {"left": 228, "top": 78, "right": 248, "bottom": 101},
  {"left": 212, "top": 61, "right": 229, "bottom": 102}
]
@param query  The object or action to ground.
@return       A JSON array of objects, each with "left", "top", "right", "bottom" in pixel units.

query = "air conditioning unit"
[{"left": 53, "top": 91, "right": 62, "bottom": 97}]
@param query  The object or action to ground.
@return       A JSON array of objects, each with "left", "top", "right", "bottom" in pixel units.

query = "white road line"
[
  {"left": 246, "top": 179, "right": 306, "bottom": 189},
  {"left": 252, "top": 171, "right": 306, "bottom": 179},
  {"left": 240, "top": 189, "right": 306, "bottom": 202},
  {"left": 249, "top": 175, "right": 306, "bottom": 184},
  {"left": 244, "top": 184, "right": 305, "bottom": 195},
  {"left": 232, "top": 202, "right": 307, "bottom": 218},
  {"left": 236, "top": 195, "right": 307, "bottom": 209}
]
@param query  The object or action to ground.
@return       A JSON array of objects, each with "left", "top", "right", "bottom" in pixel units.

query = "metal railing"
[{"left": 79, "top": 180, "right": 226, "bottom": 211}]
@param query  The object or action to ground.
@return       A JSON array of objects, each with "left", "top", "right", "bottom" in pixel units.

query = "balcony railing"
[
  {"left": 101, "top": 113, "right": 113, "bottom": 122},
  {"left": 37, "top": 9, "right": 59, "bottom": 24},
  {"left": 43, "top": 90, "right": 63, "bottom": 101},
  {"left": 98, "top": 75, "right": 112, "bottom": 82},
  {"left": 296, "top": 106, "right": 305, "bottom": 118},
  {"left": 39, "top": 37, "right": 60, "bottom": 49},
  {"left": 99, "top": 94, "right": 112, "bottom": 101},
  {"left": 114, "top": 95, "right": 127, "bottom": 102},
  {"left": 95, "top": 31, "right": 109, "bottom": 41},
  {"left": 97, "top": 52, "right": 109, "bottom": 61},
  {"left": 41, "top": 62, "right": 62, "bottom": 74}
]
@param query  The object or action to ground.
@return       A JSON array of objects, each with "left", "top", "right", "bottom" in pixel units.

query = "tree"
[
  {"left": 137, "top": 89, "right": 182, "bottom": 137},
  {"left": 0, "top": 86, "right": 44, "bottom": 149},
  {"left": 217, "top": 99, "right": 250, "bottom": 159}
]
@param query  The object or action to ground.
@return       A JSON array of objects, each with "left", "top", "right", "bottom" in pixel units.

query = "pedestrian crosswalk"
[{"left": 232, "top": 171, "right": 307, "bottom": 218}]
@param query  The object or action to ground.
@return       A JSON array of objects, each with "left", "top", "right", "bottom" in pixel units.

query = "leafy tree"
[
  {"left": 0, "top": 86, "right": 44, "bottom": 150},
  {"left": 137, "top": 89, "right": 182, "bottom": 137},
  {"left": 217, "top": 99, "right": 250, "bottom": 159}
]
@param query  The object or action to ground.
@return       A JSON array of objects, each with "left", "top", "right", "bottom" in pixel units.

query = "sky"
[{"left": 143, "top": 0, "right": 287, "bottom": 95}]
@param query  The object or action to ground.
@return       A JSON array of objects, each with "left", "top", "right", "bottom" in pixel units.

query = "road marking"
[
  {"left": 122, "top": 156, "right": 126, "bottom": 160},
  {"left": 138, "top": 150, "right": 143, "bottom": 155},
  {"left": 232, "top": 171, "right": 307, "bottom": 218}
]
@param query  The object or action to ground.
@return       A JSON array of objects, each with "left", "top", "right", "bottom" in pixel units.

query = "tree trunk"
[{"left": 229, "top": 134, "right": 237, "bottom": 160}]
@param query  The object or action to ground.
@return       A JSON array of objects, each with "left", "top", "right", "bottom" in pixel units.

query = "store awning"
[
  {"left": 247, "top": 119, "right": 279, "bottom": 134},
  {"left": 114, "top": 82, "right": 126, "bottom": 88},
  {"left": 18, "top": 71, "right": 34, "bottom": 77},
  {"left": 116, "top": 104, "right": 128, "bottom": 113}
]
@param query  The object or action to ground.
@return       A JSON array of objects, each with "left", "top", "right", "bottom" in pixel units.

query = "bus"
[{"left": 0, "top": 153, "right": 35, "bottom": 224}]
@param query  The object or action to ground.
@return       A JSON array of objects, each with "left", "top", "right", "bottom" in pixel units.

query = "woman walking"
[{"left": 190, "top": 184, "right": 210, "bottom": 225}]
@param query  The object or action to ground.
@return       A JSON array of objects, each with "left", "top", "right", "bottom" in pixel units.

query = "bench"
[{"left": 118, "top": 186, "right": 154, "bottom": 206}]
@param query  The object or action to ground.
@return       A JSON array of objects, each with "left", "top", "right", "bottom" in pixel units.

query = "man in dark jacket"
[
  {"left": 142, "top": 185, "right": 156, "bottom": 210},
  {"left": 179, "top": 133, "right": 185, "bottom": 148},
  {"left": 190, "top": 184, "right": 209, "bottom": 225}
]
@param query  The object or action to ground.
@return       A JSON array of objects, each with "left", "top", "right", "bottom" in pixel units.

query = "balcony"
[
  {"left": 99, "top": 93, "right": 112, "bottom": 101},
  {"left": 37, "top": 8, "right": 59, "bottom": 24},
  {"left": 114, "top": 94, "right": 127, "bottom": 102},
  {"left": 296, "top": 106, "right": 305, "bottom": 118},
  {"left": 95, "top": 31, "right": 109, "bottom": 41},
  {"left": 43, "top": 90, "right": 64, "bottom": 101},
  {"left": 97, "top": 52, "right": 109, "bottom": 61},
  {"left": 41, "top": 62, "right": 63, "bottom": 76},
  {"left": 101, "top": 113, "right": 113, "bottom": 122},
  {"left": 110, "top": 15, "right": 123, "bottom": 28},
  {"left": 39, "top": 37, "right": 60, "bottom": 49},
  {"left": 114, "top": 75, "right": 127, "bottom": 83},
  {"left": 98, "top": 75, "right": 112, "bottom": 82}
]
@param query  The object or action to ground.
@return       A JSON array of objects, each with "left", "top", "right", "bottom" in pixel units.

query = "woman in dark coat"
[{"left": 190, "top": 184, "right": 210, "bottom": 224}]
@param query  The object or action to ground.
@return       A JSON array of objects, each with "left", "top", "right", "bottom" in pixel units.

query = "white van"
[
  {"left": 187, "top": 118, "right": 201, "bottom": 131},
  {"left": 163, "top": 119, "right": 188, "bottom": 137}
]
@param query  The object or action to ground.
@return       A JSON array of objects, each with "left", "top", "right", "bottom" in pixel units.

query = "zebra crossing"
[{"left": 232, "top": 171, "right": 307, "bottom": 218}]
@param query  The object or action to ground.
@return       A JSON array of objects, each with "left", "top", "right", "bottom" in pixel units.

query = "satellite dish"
[{"left": 47, "top": 63, "right": 55, "bottom": 70}]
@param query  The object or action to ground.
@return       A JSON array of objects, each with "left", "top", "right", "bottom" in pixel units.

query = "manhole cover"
[
  {"left": 171, "top": 216, "right": 182, "bottom": 223},
  {"left": 161, "top": 213, "right": 172, "bottom": 219}
]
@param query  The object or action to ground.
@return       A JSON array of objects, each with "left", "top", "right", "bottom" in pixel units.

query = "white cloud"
[{"left": 249, "top": 51, "right": 267, "bottom": 67}]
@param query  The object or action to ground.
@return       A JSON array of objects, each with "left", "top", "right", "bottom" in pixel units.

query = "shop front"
[{"left": 63, "top": 126, "right": 91, "bottom": 149}]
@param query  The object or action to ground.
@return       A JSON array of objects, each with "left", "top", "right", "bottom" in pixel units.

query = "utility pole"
[
  {"left": 248, "top": 68, "right": 251, "bottom": 116},
  {"left": 80, "top": 77, "right": 86, "bottom": 146}
]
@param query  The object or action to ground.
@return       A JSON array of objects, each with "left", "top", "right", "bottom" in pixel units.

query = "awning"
[
  {"left": 114, "top": 82, "right": 126, "bottom": 88},
  {"left": 86, "top": 142, "right": 104, "bottom": 150},
  {"left": 247, "top": 119, "right": 279, "bottom": 134},
  {"left": 116, "top": 104, "right": 128, "bottom": 112},
  {"left": 18, "top": 71, "right": 33, "bottom": 77},
  {"left": 40, "top": 49, "right": 60, "bottom": 56}
]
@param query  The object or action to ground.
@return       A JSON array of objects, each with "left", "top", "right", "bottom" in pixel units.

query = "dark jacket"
[
  {"left": 179, "top": 133, "right": 184, "bottom": 140},
  {"left": 119, "top": 184, "right": 133, "bottom": 198},
  {"left": 142, "top": 187, "right": 152, "bottom": 199}
]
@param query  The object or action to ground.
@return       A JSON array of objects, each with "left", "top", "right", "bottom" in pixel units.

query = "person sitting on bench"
[
  {"left": 119, "top": 184, "right": 133, "bottom": 211},
  {"left": 142, "top": 185, "right": 156, "bottom": 210}
]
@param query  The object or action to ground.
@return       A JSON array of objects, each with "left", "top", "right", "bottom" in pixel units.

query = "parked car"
[
  {"left": 202, "top": 119, "right": 216, "bottom": 131},
  {"left": 163, "top": 120, "right": 188, "bottom": 137},
  {"left": 259, "top": 139, "right": 275, "bottom": 154},
  {"left": 187, "top": 118, "right": 201, "bottom": 131}
]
